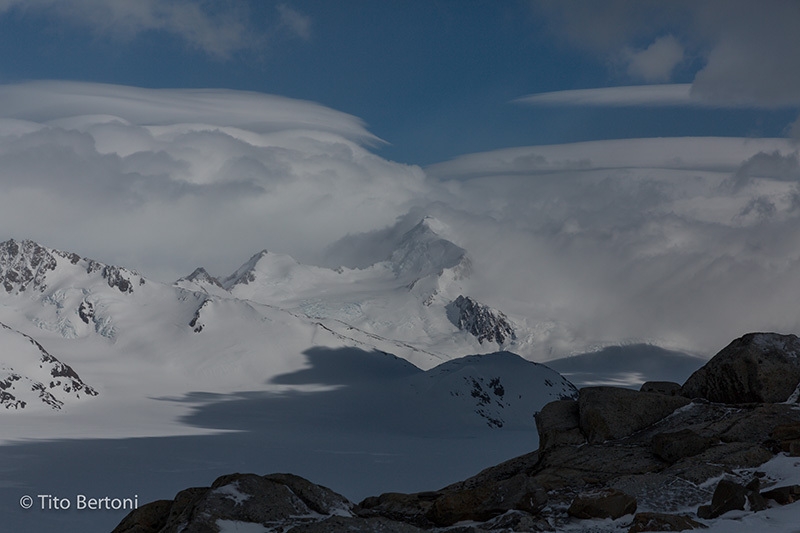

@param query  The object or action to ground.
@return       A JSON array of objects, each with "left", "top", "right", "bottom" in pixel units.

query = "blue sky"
[{"left": 1, "top": 0, "right": 797, "bottom": 165}]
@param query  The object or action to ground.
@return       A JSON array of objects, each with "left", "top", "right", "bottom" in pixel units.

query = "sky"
[{"left": 1, "top": 1, "right": 800, "bottom": 354}]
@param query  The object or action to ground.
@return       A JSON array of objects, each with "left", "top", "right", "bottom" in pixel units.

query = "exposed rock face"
[
  {"left": 0, "top": 238, "right": 144, "bottom": 295},
  {"left": 535, "top": 399, "right": 586, "bottom": 451},
  {"left": 682, "top": 332, "right": 800, "bottom": 403},
  {"left": 567, "top": 488, "right": 637, "bottom": 519},
  {"left": 578, "top": 387, "right": 691, "bottom": 444},
  {"left": 641, "top": 381, "right": 681, "bottom": 396},
  {"left": 0, "top": 239, "right": 58, "bottom": 292},
  {"left": 651, "top": 429, "right": 715, "bottom": 464},
  {"left": 446, "top": 295, "right": 515, "bottom": 345},
  {"left": 0, "top": 322, "right": 97, "bottom": 410},
  {"left": 180, "top": 267, "right": 223, "bottom": 288},
  {"left": 627, "top": 512, "right": 706, "bottom": 532}
]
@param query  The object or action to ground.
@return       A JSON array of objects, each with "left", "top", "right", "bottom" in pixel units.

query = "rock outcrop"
[
  {"left": 682, "top": 332, "right": 800, "bottom": 403},
  {"left": 116, "top": 332, "right": 800, "bottom": 532},
  {"left": 446, "top": 295, "right": 516, "bottom": 345}
]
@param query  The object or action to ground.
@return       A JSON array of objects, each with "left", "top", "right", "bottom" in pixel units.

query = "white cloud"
[
  {"left": 277, "top": 3, "right": 312, "bottom": 41},
  {"left": 0, "top": 81, "right": 425, "bottom": 281},
  {"left": 0, "top": 0, "right": 261, "bottom": 58},
  {"left": 534, "top": 0, "right": 800, "bottom": 107},
  {"left": 517, "top": 84, "right": 706, "bottom": 108},
  {"left": 623, "top": 35, "right": 684, "bottom": 83},
  {"left": 426, "top": 137, "right": 800, "bottom": 355}
]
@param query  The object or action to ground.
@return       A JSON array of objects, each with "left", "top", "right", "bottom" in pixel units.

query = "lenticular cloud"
[{"left": 0, "top": 81, "right": 428, "bottom": 280}]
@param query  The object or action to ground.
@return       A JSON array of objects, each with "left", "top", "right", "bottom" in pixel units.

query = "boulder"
[
  {"left": 651, "top": 429, "right": 715, "bottom": 464},
  {"left": 762, "top": 484, "right": 800, "bottom": 505},
  {"left": 640, "top": 381, "right": 682, "bottom": 396},
  {"left": 357, "top": 492, "right": 438, "bottom": 526},
  {"left": 682, "top": 333, "right": 800, "bottom": 403},
  {"left": 579, "top": 387, "right": 690, "bottom": 443},
  {"left": 427, "top": 474, "right": 547, "bottom": 526},
  {"left": 697, "top": 479, "right": 747, "bottom": 519},
  {"left": 567, "top": 488, "right": 637, "bottom": 519},
  {"left": 111, "top": 499, "right": 172, "bottom": 533},
  {"left": 535, "top": 399, "right": 586, "bottom": 451},
  {"left": 627, "top": 512, "right": 707, "bottom": 532},
  {"left": 113, "top": 473, "right": 353, "bottom": 533}
]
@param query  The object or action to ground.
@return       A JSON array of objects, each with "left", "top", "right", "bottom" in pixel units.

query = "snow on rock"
[
  {"left": 409, "top": 351, "right": 578, "bottom": 430},
  {"left": 446, "top": 295, "right": 516, "bottom": 346},
  {"left": 0, "top": 239, "right": 59, "bottom": 293},
  {"left": 0, "top": 322, "right": 97, "bottom": 410},
  {"left": 388, "top": 216, "right": 470, "bottom": 282}
]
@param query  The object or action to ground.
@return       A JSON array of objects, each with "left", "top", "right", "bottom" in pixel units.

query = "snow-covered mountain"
[
  {"left": 0, "top": 222, "right": 575, "bottom": 440},
  {"left": 0, "top": 322, "right": 97, "bottom": 410}
]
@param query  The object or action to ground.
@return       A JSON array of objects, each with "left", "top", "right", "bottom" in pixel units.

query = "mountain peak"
[
  {"left": 388, "top": 218, "right": 468, "bottom": 280},
  {"left": 0, "top": 238, "right": 143, "bottom": 294},
  {"left": 179, "top": 267, "right": 223, "bottom": 288}
]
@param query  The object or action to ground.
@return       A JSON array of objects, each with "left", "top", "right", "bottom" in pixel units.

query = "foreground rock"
[
  {"left": 116, "top": 332, "right": 800, "bottom": 532},
  {"left": 682, "top": 332, "right": 800, "bottom": 403}
]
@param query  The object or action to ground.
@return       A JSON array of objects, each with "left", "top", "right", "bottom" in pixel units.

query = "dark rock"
[
  {"left": 357, "top": 492, "right": 436, "bottom": 526},
  {"left": 446, "top": 295, "right": 515, "bottom": 345},
  {"left": 286, "top": 516, "right": 424, "bottom": 532},
  {"left": 682, "top": 333, "right": 800, "bottom": 403},
  {"left": 641, "top": 381, "right": 682, "bottom": 396},
  {"left": 427, "top": 474, "right": 547, "bottom": 526},
  {"left": 579, "top": 387, "right": 690, "bottom": 443},
  {"left": 535, "top": 399, "right": 586, "bottom": 451},
  {"left": 762, "top": 484, "right": 800, "bottom": 505},
  {"left": 771, "top": 422, "right": 800, "bottom": 454},
  {"left": 481, "top": 510, "right": 554, "bottom": 531},
  {"left": 747, "top": 490, "right": 768, "bottom": 512},
  {"left": 111, "top": 499, "right": 172, "bottom": 533},
  {"left": 115, "top": 473, "right": 353, "bottom": 533},
  {"left": 567, "top": 488, "right": 637, "bottom": 519},
  {"left": 697, "top": 479, "right": 747, "bottom": 519},
  {"left": 652, "top": 429, "right": 715, "bottom": 464},
  {"left": 628, "top": 512, "right": 707, "bottom": 532}
]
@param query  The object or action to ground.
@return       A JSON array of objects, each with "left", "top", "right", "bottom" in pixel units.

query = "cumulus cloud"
[
  {"left": 0, "top": 81, "right": 425, "bottom": 280},
  {"left": 0, "top": 0, "right": 263, "bottom": 58},
  {"left": 623, "top": 35, "right": 684, "bottom": 83}
]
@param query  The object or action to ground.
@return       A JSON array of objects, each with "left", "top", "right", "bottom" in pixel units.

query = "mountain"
[
  {"left": 446, "top": 295, "right": 516, "bottom": 345},
  {"left": 0, "top": 228, "right": 570, "bottom": 436},
  {"left": 0, "top": 322, "right": 97, "bottom": 410}
]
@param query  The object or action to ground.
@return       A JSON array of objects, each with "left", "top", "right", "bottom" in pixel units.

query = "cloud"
[
  {"left": 0, "top": 81, "right": 426, "bottom": 281},
  {"left": 517, "top": 84, "right": 700, "bottom": 108},
  {"left": 425, "top": 136, "right": 800, "bottom": 356},
  {"left": 534, "top": 0, "right": 800, "bottom": 107},
  {"left": 277, "top": 3, "right": 312, "bottom": 41},
  {"left": 623, "top": 35, "right": 684, "bottom": 83},
  {"left": 0, "top": 0, "right": 262, "bottom": 58}
]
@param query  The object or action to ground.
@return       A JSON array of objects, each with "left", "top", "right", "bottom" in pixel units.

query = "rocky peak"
[
  {"left": 0, "top": 238, "right": 143, "bottom": 294},
  {"left": 388, "top": 218, "right": 469, "bottom": 281},
  {"left": 179, "top": 267, "right": 223, "bottom": 288},
  {"left": 222, "top": 250, "right": 270, "bottom": 288},
  {"left": 446, "top": 295, "right": 515, "bottom": 345},
  {"left": 0, "top": 239, "right": 59, "bottom": 293},
  {"left": 0, "top": 322, "right": 98, "bottom": 410}
]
